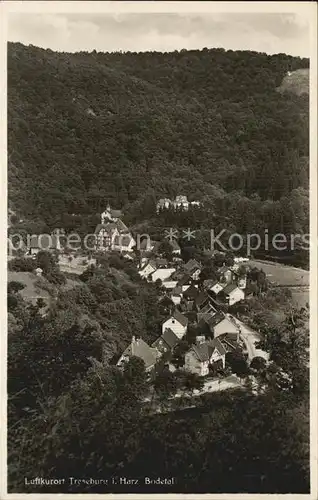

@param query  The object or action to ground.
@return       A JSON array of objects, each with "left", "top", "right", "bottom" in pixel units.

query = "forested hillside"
[{"left": 8, "top": 42, "right": 309, "bottom": 243}]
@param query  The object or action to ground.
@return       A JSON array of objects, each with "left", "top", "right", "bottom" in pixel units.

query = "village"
[{"left": 8, "top": 200, "right": 272, "bottom": 401}]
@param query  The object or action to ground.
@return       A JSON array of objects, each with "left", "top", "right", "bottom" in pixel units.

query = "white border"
[{"left": 0, "top": 2, "right": 317, "bottom": 500}]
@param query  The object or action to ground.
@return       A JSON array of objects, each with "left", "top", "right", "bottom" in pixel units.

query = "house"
[
  {"left": 171, "top": 286, "right": 182, "bottom": 305},
  {"left": 177, "top": 273, "right": 194, "bottom": 293},
  {"left": 162, "top": 279, "right": 179, "bottom": 290},
  {"left": 151, "top": 268, "right": 176, "bottom": 283},
  {"left": 194, "top": 291, "right": 211, "bottom": 312},
  {"left": 184, "top": 259, "right": 202, "bottom": 280},
  {"left": 117, "top": 336, "right": 158, "bottom": 372},
  {"left": 26, "top": 234, "right": 64, "bottom": 255},
  {"left": 139, "top": 260, "right": 157, "bottom": 279},
  {"left": 94, "top": 220, "right": 135, "bottom": 253},
  {"left": 184, "top": 337, "right": 226, "bottom": 377},
  {"left": 101, "top": 204, "right": 122, "bottom": 223},
  {"left": 219, "top": 283, "right": 245, "bottom": 306},
  {"left": 174, "top": 195, "right": 189, "bottom": 211},
  {"left": 162, "top": 310, "right": 188, "bottom": 339},
  {"left": 152, "top": 328, "right": 180, "bottom": 356}
]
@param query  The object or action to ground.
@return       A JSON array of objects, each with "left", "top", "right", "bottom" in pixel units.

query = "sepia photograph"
[{"left": 1, "top": 1, "right": 317, "bottom": 498}]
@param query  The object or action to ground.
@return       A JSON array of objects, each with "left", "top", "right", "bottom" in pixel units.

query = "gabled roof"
[
  {"left": 155, "top": 258, "right": 168, "bottom": 267},
  {"left": 94, "top": 222, "right": 118, "bottom": 235},
  {"left": 184, "top": 259, "right": 202, "bottom": 272},
  {"left": 115, "top": 219, "right": 129, "bottom": 232},
  {"left": 195, "top": 291, "right": 209, "bottom": 308},
  {"left": 206, "top": 311, "right": 226, "bottom": 329},
  {"left": 171, "top": 286, "right": 182, "bottom": 295},
  {"left": 177, "top": 273, "right": 192, "bottom": 287},
  {"left": 121, "top": 338, "right": 158, "bottom": 369},
  {"left": 222, "top": 283, "right": 240, "bottom": 296},
  {"left": 171, "top": 309, "right": 188, "bottom": 327},
  {"left": 159, "top": 295, "right": 174, "bottom": 307},
  {"left": 183, "top": 283, "right": 199, "bottom": 300},
  {"left": 161, "top": 328, "right": 179, "bottom": 349},
  {"left": 203, "top": 279, "right": 218, "bottom": 290}
]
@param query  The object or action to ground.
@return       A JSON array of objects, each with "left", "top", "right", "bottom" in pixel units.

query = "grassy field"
[{"left": 249, "top": 259, "right": 309, "bottom": 308}]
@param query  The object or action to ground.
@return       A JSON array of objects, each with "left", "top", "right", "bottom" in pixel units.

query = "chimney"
[{"left": 132, "top": 335, "right": 136, "bottom": 344}]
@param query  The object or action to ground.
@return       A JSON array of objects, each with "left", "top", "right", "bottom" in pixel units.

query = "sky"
[{"left": 7, "top": 11, "right": 310, "bottom": 58}]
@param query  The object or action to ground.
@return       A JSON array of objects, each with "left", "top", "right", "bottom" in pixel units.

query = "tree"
[
  {"left": 250, "top": 356, "right": 267, "bottom": 372},
  {"left": 153, "top": 370, "right": 178, "bottom": 399},
  {"left": 225, "top": 350, "right": 250, "bottom": 379}
]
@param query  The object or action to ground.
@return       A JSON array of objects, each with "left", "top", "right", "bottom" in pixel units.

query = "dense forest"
[{"left": 8, "top": 43, "right": 309, "bottom": 265}]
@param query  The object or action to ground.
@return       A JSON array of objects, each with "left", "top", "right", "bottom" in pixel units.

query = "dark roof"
[
  {"left": 203, "top": 279, "right": 218, "bottom": 290},
  {"left": 159, "top": 295, "right": 174, "bottom": 307},
  {"left": 29, "top": 234, "right": 63, "bottom": 250},
  {"left": 172, "top": 286, "right": 182, "bottom": 295},
  {"left": 177, "top": 273, "right": 192, "bottom": 287},
  {"left": 184, "top": 259, "right": 201, "bottom": 272},
  {"left": 172, "top": 309, "right": 188, "bottom": 327},
  {"left": 155, "top": 258, "right": 168, "bottom": 267},
  {"left": 116, "top": 219, "right": 129, "bottom": 232},
  {"left": 222, "top": 283, "right": 239, "bottom": 296},
  {"left": 162, "top": 328, "right": 179, "bottom": 349},
  {"left": 183, "top": 284, "right": 199, "bottom": 300},
  {"left": 190, "top": 337, "right": 226, "bottom": 362},
  {"left": 195, "top": 291, "right": 209, "bottom": 308},
  {"left": 120, "top": 338, "right": 158, "bottom": 369},
  {"left": 197, "top": 312, "right": 213, "bottom": 324},
  {"left": 94, "top": 222, "right": 117, "bottom": 235}
]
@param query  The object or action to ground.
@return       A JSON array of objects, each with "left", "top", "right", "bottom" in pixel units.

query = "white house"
[
  {"left": 184, "top": 259, "right": 202, "bottom": 281},
  {"left": 221, "top": 284, "right": 245, "bottom": 306},
  {"left": 139, "top": 260, "right": 157, "bottom": 279},
  {"left": 151, "top": 268, "right": 176, "bottom": 283},
  {"left": 94, "top": 209, "right": 135, "bottom": 253},
  {"left": 156, "top": 198, "right": 172, "bottom": 213},
  {"left": 162, "top": 310, "right": 188, "bottom": 339},
  {"left": 214, "top": 317, "right": 239, "bottom": 338}
]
